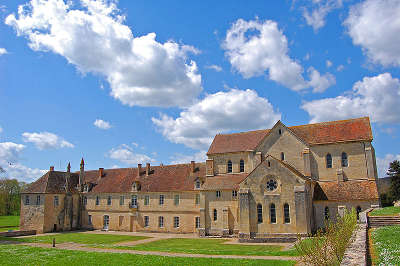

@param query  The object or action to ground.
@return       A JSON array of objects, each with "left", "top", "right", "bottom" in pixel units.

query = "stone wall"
[
  {"left": 340, "top": 224, "right": 367, "bottom": 266},
  {"left": 20, "top": 193, "right": 45, "bottom": 233}
]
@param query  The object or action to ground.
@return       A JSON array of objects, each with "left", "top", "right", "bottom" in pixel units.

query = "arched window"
[
  {"left": 267, "top": 161, "right": 271, "bottom": 167},
  {"left": 284, "top": 203, "right": 290, "bottom": 223},
  {"left": 324, "top": 206, "right": 330, "bottom": 220},
  {"left": 227, "top": 160, "right": 232, "bottom": 173},
  {"left": 341, "top": 152, "right": 348, "bottom": 167},
  {"left": 356, "top": 206, "right": 362, "bottom": 220},
  {"left": 257, "top": 204, "right": 263, "bottom": 223},
  {"left": 326, "top": 153, "right": 332, "bottom": 168},
  {"left": 213, "top": 209, "right": 217, "bottom": 221},
  {"left": 281, "top": 152, "right": 285, "bottom": 161},
  {"left": 270, "top": 203, "right": 276, "bottom": 223},
  {"left": 240, "top": 159, "right": 245, "bottom": 172}
]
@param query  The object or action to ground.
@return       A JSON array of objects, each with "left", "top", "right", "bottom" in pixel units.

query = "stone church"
[{"left": 20, "top": 117, "right": 380, "bottom": 241}]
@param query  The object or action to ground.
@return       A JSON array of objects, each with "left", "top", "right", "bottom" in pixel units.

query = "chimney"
[
  {"left": 67, "top": 162, "right": 71, "bottom": 173},
  {"left": 137, "top": 164, "right": 142, "bottom": 177},
  {"left": 191, "top": 161, "right": 195, "bottom": 173},
  {"left": 98, "top": 168, "right": 104, "bottom": 179},
  {"left": 146, "top": 163, "right": 150, "bottom": 176},
  {"left": 50, "top": 166, "right": 54, "bottom": 172}
]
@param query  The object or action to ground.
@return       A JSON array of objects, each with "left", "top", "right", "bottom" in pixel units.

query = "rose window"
[{"left": 266, "top": 179, "right": 278, "bottom": 191}]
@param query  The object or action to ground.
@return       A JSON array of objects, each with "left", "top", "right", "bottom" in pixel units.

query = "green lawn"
[
  {"left": 0, "top": 232, "right": 148, "bottom": 245},
  {"left": 115, "top": 238, "right": 298, "bottom": 257},
  {"left": 0, "top": 216, "right": 19, "bottom": 231},
  {"left": 369, "top": 206, "right": 400, "bottom": 216},
  {"left": 371, "top": 225, "right": 400, "bottom": 265},
  {"left": 0, "top": 244, "right": 296, "bottom": 266}
]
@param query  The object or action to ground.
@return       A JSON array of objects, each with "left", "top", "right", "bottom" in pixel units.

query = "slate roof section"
[
  {"left": 23, "top": 171, "right": 79, "bottom": 193},
  {"left": 313, "top": 180, "right": 379, "bottom": 201},
  {"left": 207, "top": 117, "right": 373, "bottom": 155},
  {"left": 201, "top": 173, "right": 248, "bottom": 190}
]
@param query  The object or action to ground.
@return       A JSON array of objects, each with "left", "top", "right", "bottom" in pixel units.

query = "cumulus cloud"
[
  {"left": 302, "top": 0, "right": 343, "bottom": 32},
  {"left": 377, "top": 154, "right": 400, "bottom": 178},
  {"left": 0, "top": 142, "right": 46, "bottom": 182},
  {"left": 344, "top": 0, "right": 400, "bottom": 67},
  {"left": 307, "top": 67, "right": 336, "bottom": 93},
  {"left": 302, "top": 73, "right": 400, "bottom": 123},
  {"left": 326, "top": 60, "right": 332, "bottom": 68},
  {"left": 6, "top": 0, "right": 202, "bottom": 107},
  {"left": 0, "top": 48, "right": 7, "bottom": 55},
  {"left": 152, "top": 89, "right": 281, "bottom": 150},
  {"left": 108, "top": 144, "right": 154, "bottom": 165},
  {"left": 170, "top": 150, "right": 207, "bottom": 165},
  {"left": 336, "top": 64, "right": 345, "bottom": 72},
  {"left": 22, "top": 132, "right": 74, "bottom": 150},
  {"left": 205, "top": 65, "right": 222, "bottom": 72},
  {"left": 94, "top": 119, "right": 111, "bottom": 130},
  {"left": 222, "top": 18, "right": 335, "bottom": 93}
]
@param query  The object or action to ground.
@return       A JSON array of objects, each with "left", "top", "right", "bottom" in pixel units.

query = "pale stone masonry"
[{"left": 20, "top": 117, "right": 380, "bottom": 241}]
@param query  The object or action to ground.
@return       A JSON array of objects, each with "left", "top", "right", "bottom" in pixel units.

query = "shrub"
[{"left": 295, "top": 208, "right": 358, "bottom": 265}]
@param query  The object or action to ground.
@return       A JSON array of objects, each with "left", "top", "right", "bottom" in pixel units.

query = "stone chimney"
[
  {"left": 50, "top": 166, "right": 54, "bottom": 172},
  {"left": 98, "top": 168, "right": 104, "bottom": 179},
  {"left": 191, "top": 161, "right": 195, "bottom": 173},
  {"left": 137, "top": 164, "right": 142, "bottom": 177},
  {"left": 146, "top": 163, "right": 150, "bottom": 176}
]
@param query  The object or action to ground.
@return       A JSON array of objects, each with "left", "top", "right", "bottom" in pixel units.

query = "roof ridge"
[{"left": 288, "top": 116, "right": 370, "bottom": 129}]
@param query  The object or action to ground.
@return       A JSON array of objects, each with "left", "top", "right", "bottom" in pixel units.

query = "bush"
[{"left": 295, "top": 209, "right": 358, "bottom": 266}]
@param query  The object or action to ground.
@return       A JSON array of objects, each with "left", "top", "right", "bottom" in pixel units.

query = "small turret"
[
  {"left": 78, "top": 158, "right": 85, "bottom": 191},
  {"left": 65, "top": 162, "right": 71, "bottom": 192}
]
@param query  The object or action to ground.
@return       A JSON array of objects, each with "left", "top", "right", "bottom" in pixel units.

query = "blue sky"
[{"left": 1, "top": 0, "right": 400, "bottom": 182}]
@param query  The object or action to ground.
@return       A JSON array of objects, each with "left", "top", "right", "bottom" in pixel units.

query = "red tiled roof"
[
  {"left": 201, "top": 173, "right": 248, "bottom": 190},
  {"left": 313, "top": 180, "right": 379, "bottom": 201},
  {"left": 23, "top": 171, "right": 79, "bottom": 193},
  {"left": 207, "top": 117, "right": 373, "bottom": 155}
]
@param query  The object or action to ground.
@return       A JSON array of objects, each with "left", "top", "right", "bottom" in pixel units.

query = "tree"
[
  {"left": 0, "top": 177, "right": 27, "bottom": 216},
  {"left": 388, "top": 160, "right": 400, "bottom": 201}
]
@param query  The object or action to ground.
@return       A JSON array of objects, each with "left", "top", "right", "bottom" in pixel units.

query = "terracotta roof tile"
[
  {"left": 23, "top": 171, "right": 79, "bottom": 193},
  {"left": 201, "top": 173, "right": 248, "bottom": 190},
  {"left": 313, "top": 180, "right": 379, "bottom": 201}
]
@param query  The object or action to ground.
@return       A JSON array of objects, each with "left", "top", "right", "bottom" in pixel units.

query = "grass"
[
  {"left": 0, "top": 216, "right": 19, "bottom": 231},
  {"left": 0, "top": 232, "right": 148, "bottom": 245},
  {"left": 114, "top": 238, "right": 298, "bottom": 257},
  {"left": 371, "top": 225, "right": 400, "bottom": 265},
  {"left": 369, "top": 206, "right": 400, "bottom": 216},
  {"left": 0, "top": 244, "right": 296, "bottom": 266}
]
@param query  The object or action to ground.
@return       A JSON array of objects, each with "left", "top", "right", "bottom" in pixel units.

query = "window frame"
[
  {"left": 213, "top": 209, "right": 217, "bottom": 221},
  {"left": 257, "top": 204, "right": 263, "bottom": 223},
  {"left": 144, "top": 216, "right": 149, "bottom": 227},
  {"left": 341, "top": 152, "right": 348, "bottom": 167},
  {"left": 280, "top": 152, "right": 285, "bottom": 161},
  {"left": 88, "top": 215, "right": 92, "bottom": 225},
  {"left": 270, "top": 203, "right": 276, "bottom": 224},
  {"left": 144, "top": 195, "right": 150, "bottom": 206},
  {"left": 36, "top": 195, "right": 40, "bottom": 205},
  {"left": 326, "top": 153, "right": 332, "bottom": 168},
  {"left": 174, "top": 194, "right": 180, "bottom": 206},
  {"left": 119, "top": 195, "right": 124, "bottom": 206},
  {"left": 96, "top": 196, "right": 100, "bottom": 206},
  {"left": 107, "top": 195, "right": 112, "bottom": 206},
  {"left": 54, "top": 196, "right": 59, "bottom": 207},
  {"left": 159, "top": 216, "right": 164, "bottom": 228},
  {"left": 25, "top": 195, "right": 30, "bottom": 205},
  {"left": 284, "top": 203, "right": 290, "bottom": 224},
  {"left": 159, "top": 195, "right": 164, "bottom": 205},
  {"left": 232, "top": 190, "right": 238, "bottom": 198},
  {"left": 216, "top": 191, "right": 221, "bottom": 198},
  {"left": 131, "top": 195, "right": 137, "bottom": 206},
  {"left": 195, "top": 194, "right": 200, "bottom": 205},
  {"left": 195, "top": 216, "right": 200, "bottom": 229},
  {"left": 227, "top": 160, "right": 232, "bottom": 173},
  {"left": 239, "top": 159, "right": 245, "bottom": 172},
  {"left": 173, "top": 216, "right": 180, "bottom": 228},
  {"left": 324, "top": 206, "right": 330, "bottom": 220}
]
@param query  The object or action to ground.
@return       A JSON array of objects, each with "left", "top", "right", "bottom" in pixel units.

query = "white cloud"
[
  {"left": 344, "top": 0, "right": 400, "bottom": 67},
  {"left": 152, "top": 89, "right": 281, "bottom": 150},
  {"left": 326, "top": 60, "right": 332, "bottom": 68},
  {"left": 170, "top": 150, "right": 207, "bottom": 165},
  {"left": 302, "top": 73, "right": 400, "bottom": 123},
  {"left": 0, "top": 142, "right": 46, "bottom": 182},
  {"left": 108, "top": 144, "right": 154, "bottom": 165},
  {"left": 22, "top": 132, "right": 74, "bottom": 150},
  {"left": 302, "top": 0, "right": 343, "bottom": 32},
  {"left": 336, "top": 64, "right": 344, "bottom": 71},
  {"left": 222, "top": 18, "right": 335, "bottom": 93},
  {"left": 307, "top": 67, "right": 336, "bottom": 93},
  {"left": 377, "top": 154, "right": 400, "bottom": 178},
  {"left": 94, "top": 119, "right": 111, "bottom": 130},
  {"left": 0, "top": 48, "right": 7, "bottom": 55},
  {"left": 6, "top": 0, "right": 202, "bottom": 107},
  {"left": 205, "top": 64, "right": 222, "bottom": 72}
]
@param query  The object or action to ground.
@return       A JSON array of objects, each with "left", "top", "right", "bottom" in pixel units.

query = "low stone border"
[
  {"left": 0, "top": 230, "right": 36, "bottom": 237},
  {"left": 340, "top": 224, "right": 367, "bottom": 266}
]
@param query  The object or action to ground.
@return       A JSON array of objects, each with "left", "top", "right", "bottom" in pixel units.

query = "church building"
[{"left": 20, "top": 117, "right": 380, "bottom": 241}]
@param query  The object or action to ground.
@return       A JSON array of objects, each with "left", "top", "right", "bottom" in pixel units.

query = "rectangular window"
[
  {"left": 195, "top": 181, "right": 201, "bottom": 189},
  {"left": 232, "top": 190, "right": 238, "bottom": 198},
  {"left": 131, "top": 195, "right": 137, "bottom": 207},
  {"left": 25, "top": 195, "right": 30, "bottom": 205},
  {"left": 195, "top": 217, "right": 200, "bottom": 228},
  {"left": 174, "top": 194, "right": 180, "bottom": 205},
  {"left": 144, "top": 195, "right": 150, "bottom": 206},
  {"left": 88, "top": 215, "right": 92, "bottom": 225},
  {"left": 144, "top": 216, "right": 149, "bottom": 227},
  {"left": 36, "top": 195, "right": 40, "bottom": 205},
  {"left": 159, "top": 195, "right": 164, "bottom": 205},
  {"left": 173, "top": 217, "right": 179, "bottom": 228},
  {"left": 159, "top": 216, "right": 164, "bottom": 228},
  {"left": 96, "top": 196, "right": 100, "bottom": 206},
  {"left": 195, "top": 194, "right": 200, "bottom": 205},
  {"left": 54, "top": 196, "right": 59, "bottom": 207},
  {"left": 119, "top": 196, "right": 124, "bottom": 206},
  {"left": 216, "top": 191, "right": 221, "bottom": 198},
  {"left": 107, "top": 196, "right": 112, "bottom": 205}
]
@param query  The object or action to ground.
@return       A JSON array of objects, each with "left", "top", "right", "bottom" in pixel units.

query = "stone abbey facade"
[{"left": 20, "top": 117, "right": 380, "bottom": 241}]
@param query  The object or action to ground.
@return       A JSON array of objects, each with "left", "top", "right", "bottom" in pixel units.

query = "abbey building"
[{"left": 20, "top": 117, "right": 380, "bottom": 241}]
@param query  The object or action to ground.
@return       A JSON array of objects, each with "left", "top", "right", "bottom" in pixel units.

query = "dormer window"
[
  {"left": 227, "top": 160, "right": 232, "bottom": 173},
  {"left": 131, "top": 182, "right": 140, "bottom": 192}
]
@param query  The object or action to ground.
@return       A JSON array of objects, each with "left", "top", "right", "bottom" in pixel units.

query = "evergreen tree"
[{"left": 387, "top": 160, "right": 400, "bottom": 201}]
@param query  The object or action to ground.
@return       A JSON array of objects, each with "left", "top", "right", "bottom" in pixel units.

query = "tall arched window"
[
  {"left": 341, "top": 152, "right": 348, "bottom": 167},
  {"left": 326, "top": 153, "right": 332, "bottom": 168},
  {"left": 257, "top": 204, "right": 263, "bottom": 223},
  {"left": 324, "top": 206, "right": 330, "bottom": 220},
  {"left": 227, "top": 160, "right": 232, "bottom": 173},
  {"left": 240, "top": 159, "right": 245, "bottom": 172},
  {"left": 270, "top": 203, "right": 276, "bottom": 223},
  {"left": 213, "top": 209, "right": 217, "bottom": 221},
  {"left": 356, "top": 206, "right": 362, "bottom": 220},
  {"left": 281, "top": 152, "right": 285, "bottom": 161},
  {"left": 284, "top": 203, "right": 290, "bottom": 223}
]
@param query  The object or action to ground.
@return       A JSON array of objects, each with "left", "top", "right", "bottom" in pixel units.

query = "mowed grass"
[
  {"left": 371, "top": 225, "right": 400, "bottom": 265},
  {"left": 0, "top": 216, "right": 19, "bottom": 232},
  {"left": 369, "top": 206, "right": 400, "bottom": 216},
  {"left": 0, "top": 232, "right": 148, "bottom": 245},
  {"left": 0, "top": 244, "right": 296, "bottom": 266},
  {"left": 115, "top": 238, "right": 298, "bottom": 256}
]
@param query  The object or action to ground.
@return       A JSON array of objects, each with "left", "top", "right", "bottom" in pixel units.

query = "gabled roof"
[
  {"left": 313, "top": 180, "right": 379, "bottom": 201},
  {"left": 207, "top": 117, "right": 373, "bottom": 155},
  {"left": 23, "top": 171, "right": 79, "bottom": 194}
]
